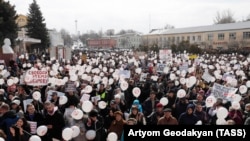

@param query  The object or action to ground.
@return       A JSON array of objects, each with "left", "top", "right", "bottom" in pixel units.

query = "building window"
[
  {"left": 177, "top": 37, "right": 180, "bottom": 42},
  {"left": 168, "top": 37, "right": 171, "bottom": 41},
  {"left": 229, "top": 33, "right": 236, "bottom": 40},
  {"left": 187, "top": 36, "right": 190, "bottom": 41},
  {"left": 181, "top": 36, "right": 185, "bottom": 41},
  {"left": 218, "top": 33, "right": 224, "bottom": 40},
  {"left": 243, "top": 32, "right": 250, "bottom": 39},
  {"left": 198, "top": 35, "right": 201, "bottom": 41},
  {"left": 208, "top": 34, "right": 213, "bottom": 41},
  {"left": 192, "top": 36, "right": 195, "bottom": 41}
]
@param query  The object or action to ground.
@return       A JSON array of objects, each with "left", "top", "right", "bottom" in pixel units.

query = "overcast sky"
[{"left": 7, "top": 0, "right": 250, "bottom": 34}]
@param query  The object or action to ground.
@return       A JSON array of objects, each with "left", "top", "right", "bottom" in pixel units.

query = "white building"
[{"left": 116, "top": 33, "right": 142, "bottom": 49}]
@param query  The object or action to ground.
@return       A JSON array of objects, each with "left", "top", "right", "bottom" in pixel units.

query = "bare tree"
[
  {"left": 214, "top": 9, "right": 236, "bottom": 24},
  {"left": 105, "top": 29, "right": 115, "bottom": 36},
  {"left": 60, "top": 28, "right": 73, "bottom": 47},
  {"left": 164, "top": 24, "right": 175, "bottom": 29},
  {"left": 246, "top": 14, "right": 250, "bottom": 21}
]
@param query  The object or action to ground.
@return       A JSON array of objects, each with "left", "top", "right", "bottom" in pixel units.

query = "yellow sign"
[
  {"left": 82, "top": 54, "right": 87, "bottom": 62},
  {"left": 188, "top": 54, "right": 198, "bottom": 59}
]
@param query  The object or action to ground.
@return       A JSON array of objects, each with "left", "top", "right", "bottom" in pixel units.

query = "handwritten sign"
[
  {"left": 211, "top": 83, "right": 237, "bottom": 101},
  {"left": 25, "top": 70, "right": 49, "bottom": 86},
  {"left": 65, "top": 81, "right": 77, "bottom": 92},
  {"left": 159, "top": 49, "right": 172, "bottom": 63}
]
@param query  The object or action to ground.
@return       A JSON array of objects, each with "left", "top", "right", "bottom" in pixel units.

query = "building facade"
[
  {"left": 116, "top": 33, "right": 142, "bottom": 49},
  {"left": 87, "top": 38, "right": 116, "bottom": 49},
  {"left": 15, "top": 14, "right": 41, "bottom": 53},
  {"left": 141, "top": 21, "right": 250, "bottom": 50}
]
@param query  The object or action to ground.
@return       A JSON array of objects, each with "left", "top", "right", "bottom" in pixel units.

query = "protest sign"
[{"left": 25, "top": 70, "right": 49, "bottom": 86}]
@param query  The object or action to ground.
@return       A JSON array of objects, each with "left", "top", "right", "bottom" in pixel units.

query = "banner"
[
  {"left": 211, "top": 83, "right": 237, "bottom": 100},
  {"left": 25, "top": 70, "right": 49, "bottom": 86},
  {"left": 65, "top": 81, "right": 77, "bottom": 92},
  {"left": 157, "top": 63, "right": 167, "bottom": 73},
  {"left": 119, "top": 70, "right": 131, "bottom": 78},
  {"left": 159, "top": 49, "right": 172, "bottom": 63}
]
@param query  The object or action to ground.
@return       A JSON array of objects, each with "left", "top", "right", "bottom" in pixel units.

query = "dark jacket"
[
  {"left": 44, "top": 109, "right": 65, "bottom": 140},
  {"left": 0, "top": 111, "right": 19, "bottom": 141},
  {"left": 178, "top": 104, "right": 199, "bottom": 125}
]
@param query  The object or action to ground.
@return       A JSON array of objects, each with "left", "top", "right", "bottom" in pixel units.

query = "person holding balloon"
[
  {"left": 85, "top": 109, "right": 106, "bottom": 141},
  {"left": 9, "top": 117, "right": 30, "bottom": 141},
  {"left": 44, "top": 102, "right": 65, "bottom": 141}
]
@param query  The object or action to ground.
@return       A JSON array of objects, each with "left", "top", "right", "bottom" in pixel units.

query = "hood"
[
  {"left": 186, "top": 104, "right": 194, "bottom": 111},
  {"left": 133, "top": 99, "right": 140, "bottom": 105},
  {"left": 2, "top": 110, "right": 17, "bottom": 119}
]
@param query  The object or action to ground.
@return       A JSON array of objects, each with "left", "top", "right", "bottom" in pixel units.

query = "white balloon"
[
  {"left": 71, "top": 126, "right": 80, "bottom": 138},
  {"left": 132, "top": 87, "right": 141, "bottom": 98},
  {"left": 107, "top": 132, "right": 118, "bottom": 141},
  {"left": 231, "top": 101, "right": 241, "bottom": 110},
  {"left": 0, "top": 137, "right": 4, "bottom": 141},
  {"left": 231, "top": 94, "right": 242, "bottom": 102},
  {"left": 71, "top": 109, "right": 84, "bottom": 120},
  {"left": 239, "top": 85, "right": 247, "bottom": 94},
  {"left": 160, "top": 97, "right": 169, "bottom": 106},
  {"left": 216, "top": 107, "right": 228, "bottom": 119},
  {"left": 98, "top": 101, "right": 107, "bottom": 109},
  {"left": 0, "top": 79, "right": 4, "bottom": 85},
  {"left": 36, "top": 125, "right": 48, "bottom": 136},
  {"left": 85, "top": 130, "right": 96, "bottom": 140},
  {"left": 177, "top": 89, "right": 186, "bottom": 98},
  {"left": 120, "top": 81, "right": 128, "bottom": 91},
  {"left": 179, "top": 77, "right": 186, "bottom": 85},
  {"left": 59, "top": 96, "right": 68, "bottom": 105},
  {"left": 84, "top": 85, "right": 93, "bottom": 93},
  {"left": 62, "top": 128, "right": 73, "bottom": 141},
  {"left": 7, "top": 79, "right": 14, "bottom": 86},
  {"left": 29, "top": 135, "right": 41, "bottom": 141},
  {"left": 246, "top": 81, "right": 250, "bottom": 88},
  {"left": 205, "top": 95, "right": 216, "bottom": 108},
  {"left": 216, "top": 118, "right": 227, "bottom": 125},
  {"left": 32, "top": 91, "right": 41, "bottom": 100},
  {"left": 82, "top": 101, "right": 93, "bottom": 113}
]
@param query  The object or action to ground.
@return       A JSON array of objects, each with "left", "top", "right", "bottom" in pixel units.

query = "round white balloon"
[
  {"left": 7, "top": 79, "right": 14, "bottom": 86},
  {"left": 84, "top": 85, "right": 93, "bottom": 94},
  {"left": 132, "top": 87, "right": 141, "bottom": 98},
  {"left": 85, "top": 130, "right": 96, "bottom": 140},
  {"left": 120, "top": 81, "right": 129, "bottom": 91},
  {"left": 205, "top": 95, "right": 217, "bottom": 108},
  {"left": 231, "top": 101, "right": 241, "bottom": 110},
  {"left": 177, "top": 89, "right": 186, "bottom": 98},
  {"left": 32, "top": 91, "right": 41, "bottom": 100},
  {"left": 216, "top": 118, "right": 227, "bottom": 125},
  {"left": 0, "top": 79, "right": 4, "bottom": 85},
  {"left": 82, "top": 101, "right": 93, "bottom": 113},
  {"left": 239, "top": 85, "right": 247, "bottom": 94},
  {"left": 71, "top": 126, "right": 80, "bottom": 138},
  {"left": 160, "top": 97, "right": 169, "bottom": 106},
  {"left": 62, "top": 128, "right": 73, "bottom": 141},
  {"left": 98, "top": 101, "right": 107, "bottom": 109},
  {"left": 216, "top": 107, "right": 228, "bottom": 119},
  {"left": 29, "top": 135, "right": 41, "bottom": 141},
  {"left": 107, "top": 132, "right": 118, "bottom": 141},
  {"left": 36, "top": 125, "right": 48, "bottom": 136},
  {"left": 71, "top": 109, "right": 84, "bottom": 120},
  {"left": 59, "top": 96, "right": 68, "bottom": 105}
]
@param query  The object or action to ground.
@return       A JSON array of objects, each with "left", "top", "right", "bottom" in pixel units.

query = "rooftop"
[{"left": 145, "top": 21, "right": 250, "bottom": 35}]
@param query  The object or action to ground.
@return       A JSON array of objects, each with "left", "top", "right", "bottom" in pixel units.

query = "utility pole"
[{"left": 75, "top": 20, "right": 78, "bottom": 39}]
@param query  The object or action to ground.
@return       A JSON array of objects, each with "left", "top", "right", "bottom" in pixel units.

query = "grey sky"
[{"left": 7, "top": 0, "right": 250, "bottom": 34}]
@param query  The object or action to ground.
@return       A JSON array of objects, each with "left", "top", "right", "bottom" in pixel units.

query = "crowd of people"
[{"left": 0, "top": 50, "right": 250, "bottom": 141}]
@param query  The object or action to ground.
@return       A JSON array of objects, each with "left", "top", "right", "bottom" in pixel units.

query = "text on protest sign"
[
  {"left": 25, "top": 70, "right": 49, "bottom": 86},
  {"left": 211, "top": 83, "right": 237, "bottom": 101},
  {"left": 159, "top": 49, "right": 172, "bottom": 63}
]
